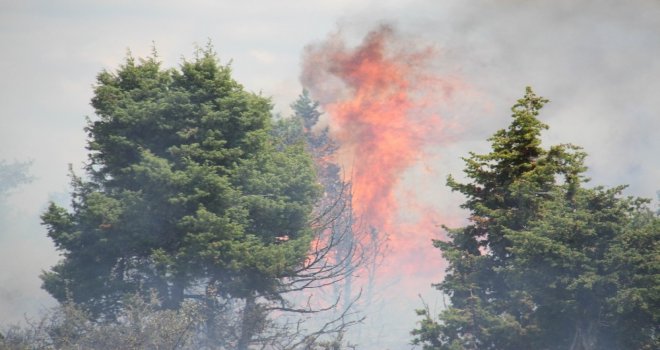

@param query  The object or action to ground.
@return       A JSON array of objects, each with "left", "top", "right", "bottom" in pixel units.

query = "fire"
[{"left": 301, "top": 25, "right": 464, "bottom": 281}]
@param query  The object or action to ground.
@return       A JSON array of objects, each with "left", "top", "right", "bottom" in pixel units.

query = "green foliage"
[
  {"left": 0, "top": 160, "right": 32, "bottom": 198},
  {"left": 41, "top": 48, "right": 320, "bottom": 319},
  {"left": 505, "top": 186, "right": 659, "bottom": 349},
  {"left": 0, "top": 294, "right": 361, "bottom": 350},
  {"left": 0, "top": 294, "right": 205, "bottom": 350},
  {"left": 413, "top": 87, "right": 659, "bottom": 349},
  {"left": 291, "top": 89, "right": 322, "bottom": 132}
]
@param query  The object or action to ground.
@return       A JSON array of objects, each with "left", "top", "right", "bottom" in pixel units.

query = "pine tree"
[
  {"left": 413, "top": 87, "right": 658, "bottom": 349},
  {"left": 41, "top": 48, "right": 320, "bottom": 323},
  {"left": 424, "top": 87, "right": 584, "bottom": 349},
  {"left": 506, "top": 185, "right": 659, "bottom": 349},
  {"left": 287, "top": 90, "right": 358, "bottom": 310}
]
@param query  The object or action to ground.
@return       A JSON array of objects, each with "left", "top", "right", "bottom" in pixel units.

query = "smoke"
[
  {"left": 0, "top": 161, "right": 60, "bottom": 325},
  {"left": 300, "top": 25, "right": 474, "bottom": 347},
  {"left": 301, "top": 24, "right": 468, "bottom": 282},
  {"left": 1, "top": 0, "right": 658, "bottom": 347}
]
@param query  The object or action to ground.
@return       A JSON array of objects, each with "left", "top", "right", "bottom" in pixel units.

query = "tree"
[
  {"left": 41, "top": 46, "right": 320, "bottom": 342},
  {"left": 0, "top": 293, "right": 206, "bottom": 350},
  {"left": 0, "top": 159, "right": 33, "bottom": 237},
  {"left": 505, "top": 185, "right": 659, "bottom": 349},
  {"left": 269, "top": 91, "right": 366, "bottom": 345},
  {"left": 412, "top": 87, "right": 659, "bottom": 349},
  {"left": 0, "top": 160, "right": 33, "bottom": 198},
  {"left": 288, "top": 90, "right": 358, "bottom": 308}
]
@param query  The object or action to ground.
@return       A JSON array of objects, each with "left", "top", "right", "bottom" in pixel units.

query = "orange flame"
[{"left": 302, "top": 25, "right": 464, "bottom": 280}]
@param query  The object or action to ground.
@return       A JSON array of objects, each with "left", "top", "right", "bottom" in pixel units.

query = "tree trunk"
[
  {"left": 205, "top": 279, "right": 218, "bottom": 347},
  {"left": 569, "top": 320, "right": 597, "bottom": 350},
  {"left": 167, "top": 276, "right": 185, "bottom": 310},
  {"left": 237, "top": 294, "right": 256, "bottom": 350}
]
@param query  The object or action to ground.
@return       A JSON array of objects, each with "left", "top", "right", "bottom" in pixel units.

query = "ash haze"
[{"left": 1, "top": 0, "right": 658, "bottom": 348}]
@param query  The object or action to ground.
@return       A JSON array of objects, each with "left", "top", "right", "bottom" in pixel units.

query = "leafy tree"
[
  {"left": 413, "top": 87, "right": 659, "bottom": 349},
  {"left": 40, "top": 45, "right": 320, "bottom": 336}
]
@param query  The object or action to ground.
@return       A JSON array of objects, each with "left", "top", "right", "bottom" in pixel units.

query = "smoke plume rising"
[{"left": 301, "top": 25, "right": 464, "bottom": 279}]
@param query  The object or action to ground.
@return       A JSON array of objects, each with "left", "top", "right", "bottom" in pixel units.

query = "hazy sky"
[{"left": 1, "top": 0, "right": 658, "bottom": 347}]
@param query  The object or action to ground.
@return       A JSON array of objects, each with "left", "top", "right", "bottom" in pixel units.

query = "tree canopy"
[
  {"left": 41, "top": 48, "right": 320, "bottom": 320},
  {"left": 413, "top": 87, "right": 659, "bottom": 350}
]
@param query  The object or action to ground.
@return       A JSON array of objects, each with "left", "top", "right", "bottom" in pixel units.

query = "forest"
[{"left": 0, "top": 41, "right": 657, "bottom": 350}]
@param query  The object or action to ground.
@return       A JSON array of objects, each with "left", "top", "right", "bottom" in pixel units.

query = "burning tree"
[
  {"left": 413, "top": 87, "right": 660, "bottom": 350},
  {"left": 287, "top": 89, "right": 361, "bottom": 313},
  {"left": 298, "top": 26, "right": 469, "bottom": 348}
]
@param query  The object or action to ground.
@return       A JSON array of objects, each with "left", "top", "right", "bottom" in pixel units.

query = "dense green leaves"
[
  {"left": 505, "top": 186, "right": 659, "bottom": 349},
  {"left": 413, "top": 87, "right": 659, "bottom": 349},
  {"left": 41, "top": 49, "right": 320, "bottom": 318}
]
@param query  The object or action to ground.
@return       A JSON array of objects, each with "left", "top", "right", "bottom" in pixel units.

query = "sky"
[{"left": 1, "top": 0, "right": 658, "bottom": 347}]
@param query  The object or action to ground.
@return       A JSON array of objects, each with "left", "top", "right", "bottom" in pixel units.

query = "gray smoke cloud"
[
  {"left": 300, "top": 1, "right": 660, "bottom": 347},
  {"left": 438, "top": 0, "right": 659, "bottom": 193},
  {"left": 0, "top": 1, "right": 658, "bottom": 348}
]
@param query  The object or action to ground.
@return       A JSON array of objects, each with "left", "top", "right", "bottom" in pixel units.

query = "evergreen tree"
[
  {"left": 413, "top": 87, "right": 659, "bottom": 349},
  {"left": 41, "top": 48, "right": 320, "bottom": 323},
  {"left": 506, "top": 185, "right": 659, "bottom": 349},
  {"left": 0, "top": 160, "right": 32, "bottom": 198},
  {"left": 290, "top": 90, "right": 358, "bottom": 310}
]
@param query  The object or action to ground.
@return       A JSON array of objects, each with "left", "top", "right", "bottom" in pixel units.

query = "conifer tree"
[
  {"left": 41, "top": 48, "right": 320, "bottom": 322},
  {"left": 413, "top": 87, "right": 659, "bottom": 349}
]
